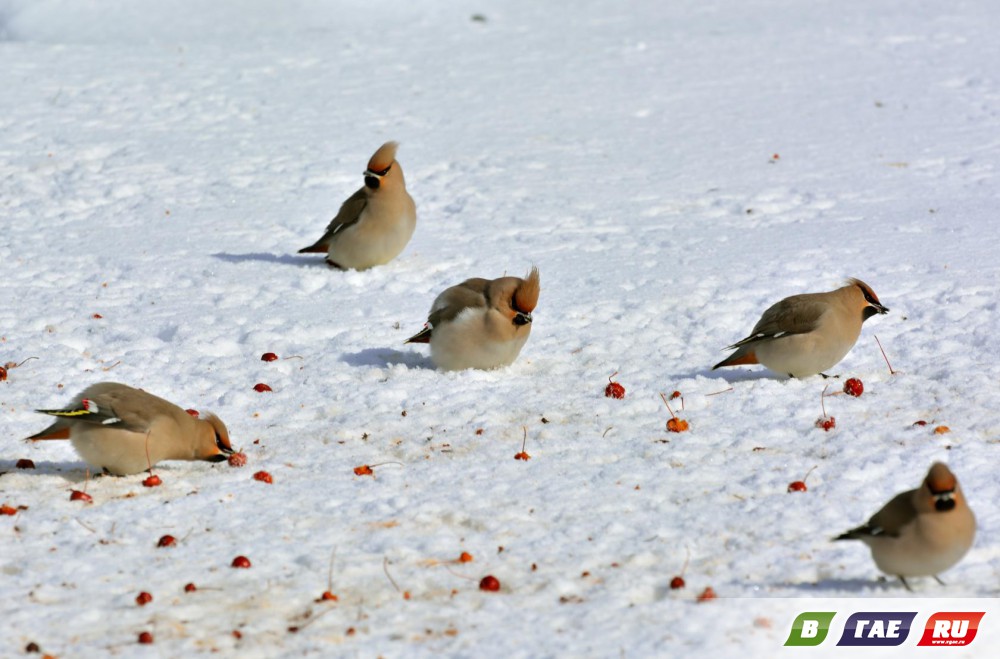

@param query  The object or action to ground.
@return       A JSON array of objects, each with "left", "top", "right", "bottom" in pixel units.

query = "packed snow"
[{"left": 2, "top": 0, "right": 999, "bottom": 656}]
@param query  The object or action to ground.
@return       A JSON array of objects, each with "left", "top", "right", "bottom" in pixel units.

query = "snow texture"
[{"left": 2, "top": 0, "right": 999, "bottom": 656}]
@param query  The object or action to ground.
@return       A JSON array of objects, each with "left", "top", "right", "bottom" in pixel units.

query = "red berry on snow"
[
  {"left": 138, "top": 631, "right": 153, "bottom": 644},
  {"left": 261, "top": 352, "right": 279, "bottom": 362},
  {"left": 697, "top": 586, "right": 717, "bottom": 602},
  {"left": 253, "top": 383, "right": 272, "bottom": 392},
  {"left": 843, "top": 378, "right": 864, "bottom": 397},
  {"left": 787, "top": 481, "right": 807, "bottom": 493},
  {"left": 142, "top": 475, "right": 162, "bottom": 487},
  {"left": 479, "top": 575, "right": 501, "bottom": 592},
  {"left": 136, "top": 592, "right": 153, "bottom": 606},
  {"left": 669, "top": 576, "right": 685, "bottom": 589},
  {"left": 231, "top": 556, "right": 252, "bottom": 569},
  {"left": 252, "top": 470, "right": 273, "bottom": 484},
  {"left": 815, "top": 417, "right": 836, "bottom": 431},
  {"left": 1, "top": 504, "right": 17, "bottom": 516},
  {"left": 319, "top": 591, "right": 338, "bottom": 601},
  {"left": 69, "top": 490, "right": 93, "bottom": 503},
  {"left": 228, "top": 451, "right": 248, "bottom": 467},
  {"left": 605, "top": 382, "right": 625, "bottom": 399},
  {"left": 157, "top": 535, "right": 177, "bottom": 548},
  {"left": 184, "top": 583, "right": 197, "bottom": 593},
  {"left": 15, "top": 459, "right": 35, "bottom": 469}
]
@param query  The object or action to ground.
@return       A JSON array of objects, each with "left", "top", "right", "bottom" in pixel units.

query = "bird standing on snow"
[
  {"left": 712, "top": 278, "right": 888, "bottom": 378},
  {"left": 26, "top": 382, "right": 233, "bottom": 476},
  {"left": 298, "top": 141, "right": 417, "bottom": 270},
  {"left": 405, "top": 267, "right": 541, "bottom": 371},
  {"left": 833, "top": 462, "right": 976, "bottom": 590}
]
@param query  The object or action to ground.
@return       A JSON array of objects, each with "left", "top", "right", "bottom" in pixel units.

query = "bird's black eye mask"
[{"left": 364, "top": 164, "right": 393, "bottom": 190}]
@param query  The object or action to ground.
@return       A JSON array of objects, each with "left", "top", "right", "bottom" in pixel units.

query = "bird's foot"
[{"left": 325, "top": 259, "right": 344, "bottom": 270}]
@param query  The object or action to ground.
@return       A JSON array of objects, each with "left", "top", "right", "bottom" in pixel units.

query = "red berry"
[
  {"left": 92, "top": 313, "right": 103, "bottom": 319},
  {"left": 669, "top": 576, "right": 685, "bottom": 589},
  {"left": 261, "top": 352, "right": 279, "bottom": 362},
  {"left": 514, "top": 451, "right": 531, "bottom": 461},
  {"left": 137, "top": 631, "right": 153, "bottom": 644},
  {"left": 697, "top": 586, "right": 717, "bottom": 602},
  {"left": 228, "top": 451, "right": 248, "bottom": 467},
  {"left": 157, "top": 535, "right": 177, "bottom": 548},
  {"left": 787, "top": 481, "right": 807, "bottom": 492},
  {"left": 184, "top": 583, "right": 197, "bottom": 593},
  {"left": 478, "top": 575, "right": 501, "bottom": 592},
  {"left": 252, "top": 470, "right": 273, "bottom": 484},
  {"left": 913, "top": 420, "right": 928, "bottom": 426},
  {"left": 843, "top": 378, "right": 864, "bottom": 397},
  {"left": 670, "top": 391, "right": 682, "bottom": 400},
  {"left": 0, "top": 366, "right": 6, "bottom": 382},
  {"left": 69, "top": 490, "right": 93, "bottom": 503},
  {"left": 815, "top": 416, "right": 836, "bottom": 431},
  {"left": 458, "top": 552, "right": 474, "bottom": 563},
  {"left": 604, "top": 382, "right": 625, "bottom": 399},
  {"left": 319, "top": 591, "right": 338, "bottom": 601},
  {"left": 185, "top": 408, "right": 199, "bottom": 417},
  {"left": 253, "top": 383, "right": 272, "bottom": 392},
  {"left": 231, "top": 555, "right": 252, "bottom": 569},
  {"left": 142, "top": 475, "right": 162, "bottom": 487},
  {"left": 0, "top": 504, "right": 17, "bottom": 516},
  {"left": 136, "top": 592, "right": 153, "bottom": 606},
  {"left": 15, "top": 459, "right": 35, "bottom": 469}
]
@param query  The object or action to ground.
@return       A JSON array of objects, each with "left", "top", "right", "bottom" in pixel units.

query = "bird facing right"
[
  {"left": 405, "top": 267, "right": 540, "bottom": 371},
  {"left": 833, "top": 462, "right": 976, "bottom": 590},
  {"left": 712, "top": 278, "right": 888, "bottom": 378}
]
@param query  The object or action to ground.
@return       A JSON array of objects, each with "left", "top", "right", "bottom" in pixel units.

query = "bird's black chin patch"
[
  {"left": 934, "top": 496, "right": 956, "bottom": 512},
  {"left": 364, "top": 176, "right": 381, "bottom": 190},
  {"left": 514, "top": 312, "right": 532, "bottom": 326}
]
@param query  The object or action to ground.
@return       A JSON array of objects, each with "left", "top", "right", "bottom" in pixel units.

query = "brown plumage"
[
  {"left": 298, "top": 141, "right": 416, "bottom": 269},
  {"left": 27, "top": 382, "right": 233, "bottom": 476},
  {"left": 713, "top": 278, "right": 888, "bottom": 377},
  {"left": 405, "top": 267, "right": 540, "bottom": 370},
  {"left": 833, "top": 463, "right": 976, "bottom": 590}
]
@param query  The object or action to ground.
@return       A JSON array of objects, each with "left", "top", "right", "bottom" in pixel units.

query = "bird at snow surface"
[
  {"left": 26, "top": 382, "right": 233, "bottom": 476},
  {"left": 833, "top": 462, "right": 976, "bottom": 591},
  {"left": 298, "top": 141, "right": 417, "bottom": 270},
  {"left": 405, "top": 267, "right": 540, "bottom": 371},
  {"left": 712, "top": 278, "right": 888, "bottom": 378}
]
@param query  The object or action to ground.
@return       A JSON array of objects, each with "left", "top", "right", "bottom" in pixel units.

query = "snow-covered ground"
[{"left": 2, "top": 0, "right": 999, "bottom": 656}]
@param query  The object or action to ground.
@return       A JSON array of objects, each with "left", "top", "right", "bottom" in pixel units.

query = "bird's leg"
[
  {"left": 899, "top": 576, "right": 913, "bottom": 592},
  {"left": 325, "top": 259, "right": 344, "bottom": 270},
  {"left": 933, "top": 575, "right": 946, "bottom": 586}
]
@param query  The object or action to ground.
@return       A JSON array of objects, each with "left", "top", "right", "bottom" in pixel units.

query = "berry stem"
[{"left": 874, "top": 334, "right": 896, "bottom": 375}]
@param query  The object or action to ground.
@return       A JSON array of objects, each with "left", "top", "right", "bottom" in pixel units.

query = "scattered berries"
[
  {"left": 184, "top": 583, "right": 197, "bottom": 593},
  {"left": 252, "top": 470, "right": 273, "bottom": 484},
  {"left": 787, "top": 481, "right": 807, "bottom": 493},
  {"left": 479, "top": 575, "right": 501, "bottom": 592},
  {"left": 669, "top": 576, "right": 685, "bottom": 590},
  {"left": 319, "top": 591, "right": 338, "bottom": 602},
  {"left": 142, "top": 474, "right": 162, "bottom": 487},
  {"left": 231, "top": 556, "right": 252, "bottom": 569},
  {"left": 135, "top": 592, "right": 153, "bottom": 606},
  {"left": 514, "top": 451, "right": 531, "bottom": 461},
  {"left": 1, "top": 504, "right": 17, "bottom": 516},
  {"left": 69, "top": 490, "right": 93, "bottom": 503},
  {"left": 228, "top": 451, "right": 248, "bottom": 467},
  {"left": 913, "top": 420, "right": 928, "bottom": 426},
  {"left": 15, "top": 459, "right": 35, "bottom": 469},
  {"left": 843, "top": 378, "right": 864, "bottom": 397},
  {"left": 253, "top": 383, "right": 273, "bottom": 393},
  {"left": 697, "top": 586, "right": 717, "bottom": 602},
  {"left": 458, "top": 551, "right": 474, "bottom": 563},
  {"left": 934, "top": 425, "right": 951, "bottom": 435},
  {"left": 604, "top": 372, "right": 625, "bottom": 399},
  {"left": 260, "top": 352, "right": 279, "bottom": 362},
  {"left": 353, "top": 465, "right": 374, "bottom": 476},
  {"left": 157, "top": 535, "right": 177, "bottom": 548},
  {"left": 137, "top": 631, "right": 154, "bottom": 644}
]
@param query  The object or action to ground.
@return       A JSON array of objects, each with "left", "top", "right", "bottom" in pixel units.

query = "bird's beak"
[{"left": 514, "top": 312, "right": 532, "bottom": 326}]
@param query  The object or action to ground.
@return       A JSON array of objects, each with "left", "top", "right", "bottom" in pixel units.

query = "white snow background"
[{"left": 2, "top": 0, "right": 999, "bottom": 656}]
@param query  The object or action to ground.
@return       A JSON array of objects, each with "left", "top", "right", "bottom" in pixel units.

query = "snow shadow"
[
  {"left": 341, "top": 347, "right": 434, "bottom": 369},
  {"left": 0, "top": 459, "right": 88, "bottom": 481},
  {"left": 777, "top": 577, "right": 903, "bottom": 594},
  {"left": 212, "top": 252, "right": 329, "bottom": 268}
]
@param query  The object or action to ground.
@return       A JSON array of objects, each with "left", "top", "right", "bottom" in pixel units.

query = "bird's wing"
[
  {"left": 299, "top": 187, "right": 368, "bottom": 252},
  {"left": 727, "top": 295, "right": 827, "bottom": 349}
]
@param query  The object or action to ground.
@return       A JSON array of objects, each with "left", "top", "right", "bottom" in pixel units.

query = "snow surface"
[{"left": 2, "top": 0, "right": 1000, "bottom": 656}]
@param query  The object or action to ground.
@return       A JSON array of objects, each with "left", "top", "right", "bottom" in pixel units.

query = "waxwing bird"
[
  {"left": 298, "top": 141, "right": 417, "bottom": 270},
  {"left": 405, "top": 267, "right": 540, "bottom": 371},
  {"left": 26, "top": 382, "right": 233, "bottom": 476},
  {"left": 833, "top": 462, "right": 976, "bottom": 590},
  {"left": 712, "top": 278, "right": 888, "bottom": 378}
]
